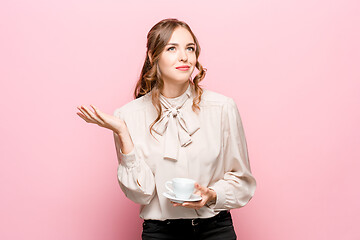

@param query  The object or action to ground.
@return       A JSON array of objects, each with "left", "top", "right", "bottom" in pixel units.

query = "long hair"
[{"left": 134, "top": 18, "right": 207, "bottom": 137}]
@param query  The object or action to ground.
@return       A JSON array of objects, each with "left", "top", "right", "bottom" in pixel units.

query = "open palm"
[{"left": 77, "top": 104, "right": 126, "bottom": 135}]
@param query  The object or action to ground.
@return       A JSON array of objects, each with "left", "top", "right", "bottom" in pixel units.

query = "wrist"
[
  {"left": 208, "top": 188, "right": 217, "bottom": 203},
  {"left": 118, "top": 134, "right": 134, "bottom": 155},
  {"left": 114, "top": 128, "right": 124, "bottom": 136},
  {"left": 115, "top": 128, "right": 130, "bottom": 139}
]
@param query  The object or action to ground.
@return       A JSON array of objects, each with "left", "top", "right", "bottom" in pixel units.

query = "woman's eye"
[{"left": 167, "top": 46, "right": 195, "bottom": 51}]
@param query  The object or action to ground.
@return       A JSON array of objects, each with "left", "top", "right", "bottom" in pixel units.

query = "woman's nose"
[{"left": 178, "top": 49, "right": 188, "bottom": 61}]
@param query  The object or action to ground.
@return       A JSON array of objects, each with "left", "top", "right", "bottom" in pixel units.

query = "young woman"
[{"left": 77, "top": 18, "right": 256, "bottom": 240}]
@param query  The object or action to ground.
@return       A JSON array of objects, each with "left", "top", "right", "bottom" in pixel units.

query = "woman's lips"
[{"left": 176, "top": 66, "right": 190, "bottom": 71}]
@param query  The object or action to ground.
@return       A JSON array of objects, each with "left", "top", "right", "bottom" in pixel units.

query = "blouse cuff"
[
  {"left": 118, "top": 147, "right": 137, "bottom": 169},
  {"left": 208, "top": 184, "right": 227, "bottom": 211}
]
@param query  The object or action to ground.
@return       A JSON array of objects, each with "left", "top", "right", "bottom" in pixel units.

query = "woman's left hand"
[{"left": 171, "top": 183, "right": 216, "bottom": 210}]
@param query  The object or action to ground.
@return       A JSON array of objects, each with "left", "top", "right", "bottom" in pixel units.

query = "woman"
[{"left": 77, "top": 18, "right": 256, "bottom": 240}]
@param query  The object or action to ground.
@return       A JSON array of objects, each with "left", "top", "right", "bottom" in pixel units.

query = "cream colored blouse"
[{"left": 113, "top": 83, "right": 256, "bottom": 220}]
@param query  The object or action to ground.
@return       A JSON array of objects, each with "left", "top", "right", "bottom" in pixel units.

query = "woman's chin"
[{"left": 164, "top": 78, "right": 191, "bottom": 85}]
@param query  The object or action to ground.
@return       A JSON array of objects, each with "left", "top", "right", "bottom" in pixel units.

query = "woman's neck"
[{"left": 161, "top": 81, "right": 190, "bottom": 98}]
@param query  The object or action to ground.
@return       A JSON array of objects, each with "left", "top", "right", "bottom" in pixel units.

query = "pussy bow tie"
[{"left": 153, "top": 90, "right": 200, "bottom": 161}]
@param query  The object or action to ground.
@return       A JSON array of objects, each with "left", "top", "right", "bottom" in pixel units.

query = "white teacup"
[{"left": 165, "top": 178, "right": 195, "bottom": 199}]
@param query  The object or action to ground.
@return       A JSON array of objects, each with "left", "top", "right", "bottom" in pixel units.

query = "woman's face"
[{"left": 157, "top": 27, "right": 197, "bottom": 86}]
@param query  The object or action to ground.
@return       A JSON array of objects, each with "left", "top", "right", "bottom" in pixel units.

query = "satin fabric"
[
  {"left": 113, "top": 83, "right": 256, "bottom": 220},
  {"left": 152, "top": 85, "right": 200, "bottom": 161}
]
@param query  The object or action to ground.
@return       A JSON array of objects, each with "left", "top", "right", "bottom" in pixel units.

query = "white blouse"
[{"left": 113, "top": 83, "right": 256, "bottom": 220}]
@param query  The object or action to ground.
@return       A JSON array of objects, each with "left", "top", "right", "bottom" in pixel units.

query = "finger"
[
  {"left": 91, "top": 105, "right": 106, "bottom": 123},
  {"left": 183, "top": 199, "right": 203, "bottom": 206},
  {"left": 189, "top": 199, "right": 207, "bottom": 208},
  {"left": 182, "top": 201, "right": 203, "bottom": 210},
  {"left": 195, "top": 183, "right": 207, "bottom": 193},
  {"left": 81, "top": 106, "right": 96, "bottom": 118},
  {"left": 197, "top": 184, "right": 212, "bottom": 198},
  {"left": 82, "top": 106, "right": 105, "bottom": 125},
  {"left": 170, "top": 201, "right": 182, "bottom": 207},
  {"left": 182, "top": 201, "right": 199, "bottom": 207},
  {"left": 79, "top": 106, "right": 101, "bottom": 124},
  {"left": 78, "top": 106, "right": 91, "bottom": 119},
  {"left": 77, "top": 107, "right": 96, "bottom": 124},
  {"left": 182, "top": 194, "right": 209, "bottom": 209},
  {"left": 77, "top": 112, "right": 91, "bottom": 123}
]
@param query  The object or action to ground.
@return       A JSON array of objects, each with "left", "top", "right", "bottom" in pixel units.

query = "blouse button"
[{"left": 169, "top": 108, "right": 178, "bottom": 117}]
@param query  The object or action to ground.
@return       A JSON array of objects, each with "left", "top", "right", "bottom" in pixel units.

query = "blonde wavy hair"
[{"left": 134, "top": 18, "right": 207, "bottom": 136}]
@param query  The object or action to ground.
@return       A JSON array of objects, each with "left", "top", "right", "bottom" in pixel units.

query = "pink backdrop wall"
[{"left": 1, "top": 0, "right": 359, "bottom": 239}]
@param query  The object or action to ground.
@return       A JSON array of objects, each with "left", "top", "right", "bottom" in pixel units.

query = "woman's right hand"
[{"left": 76, "top": 104, "right": 126, "bottom": 135}]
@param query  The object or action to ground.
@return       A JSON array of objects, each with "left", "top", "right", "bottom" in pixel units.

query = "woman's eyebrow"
[{"left": 166, "top": 43, "right": 195, "bottom": 46}]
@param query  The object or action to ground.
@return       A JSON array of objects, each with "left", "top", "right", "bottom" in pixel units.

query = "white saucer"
[{"left": 163, "top": 191, "right": 202, "bottom": 203}]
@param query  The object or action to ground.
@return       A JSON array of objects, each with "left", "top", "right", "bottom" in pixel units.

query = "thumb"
[
  {"left": 193, "top": 183, "right": 201, "bottom": 195},
  {"left": 194, "top": 183, "right": 205, "bottom": 192}
]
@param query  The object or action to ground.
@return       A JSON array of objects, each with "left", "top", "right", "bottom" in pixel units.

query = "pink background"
[{"left": 1, "top": 0, "right": 359, "bottom": 239}]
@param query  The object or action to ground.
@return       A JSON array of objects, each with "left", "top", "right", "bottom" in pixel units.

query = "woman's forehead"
[{"left": 167, "top": 27, "right": 195, "bottom": 45}]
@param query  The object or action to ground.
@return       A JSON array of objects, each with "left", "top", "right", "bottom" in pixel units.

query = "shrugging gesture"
[{"left": 76, "top": 104, "right": 134, "bottom": 154}]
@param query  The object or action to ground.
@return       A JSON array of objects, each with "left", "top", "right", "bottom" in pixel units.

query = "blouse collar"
[{"left": 153, "top": 83, "right": 200, "bottom": 161}]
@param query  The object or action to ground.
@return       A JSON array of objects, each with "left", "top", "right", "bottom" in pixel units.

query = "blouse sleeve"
[
  {"left": 208, "top": 98, "right": 256, "bottom": 211},
  {"left": 113, "top": 108, "right": 156, "bottom": 205}
]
